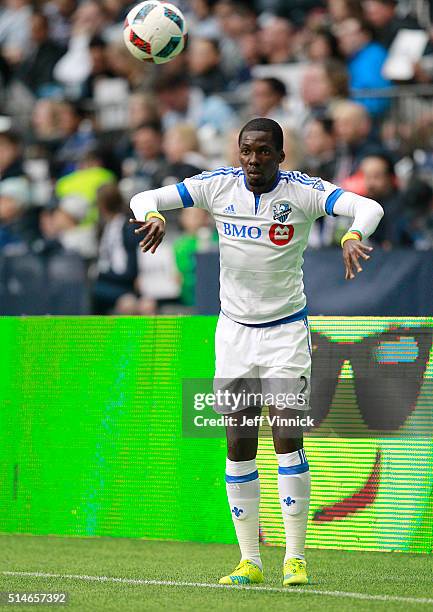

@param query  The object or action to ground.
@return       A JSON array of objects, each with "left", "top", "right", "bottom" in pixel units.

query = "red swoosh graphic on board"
[{"left": 313, "top": 449, "right": 382, "bottom": 522}]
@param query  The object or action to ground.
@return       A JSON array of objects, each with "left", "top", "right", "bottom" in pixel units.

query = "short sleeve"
[{"left": 176, "top": 173, "right": 212, "bottom": 212}]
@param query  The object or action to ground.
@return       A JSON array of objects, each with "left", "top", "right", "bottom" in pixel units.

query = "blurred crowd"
[{"left": 1, "top": 0, "right": 433, "bottom": 314}]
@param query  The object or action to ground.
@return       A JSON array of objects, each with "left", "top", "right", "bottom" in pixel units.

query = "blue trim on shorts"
[{"left": 224, "top": 305, "right": 308, "bottom": 328}]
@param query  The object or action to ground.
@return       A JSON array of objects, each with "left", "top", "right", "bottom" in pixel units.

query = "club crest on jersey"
[{"left": 273, "top": 202, "right": 292, "bottom": 223}]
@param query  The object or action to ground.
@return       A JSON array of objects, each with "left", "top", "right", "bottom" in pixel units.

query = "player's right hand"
[{"left": 129, "top": 217, "right": 165, "bottom": 254}]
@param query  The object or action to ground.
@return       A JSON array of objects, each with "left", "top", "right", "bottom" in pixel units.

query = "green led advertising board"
[{"left": 0, "top": 317, "right": 432, "bottom": 553}]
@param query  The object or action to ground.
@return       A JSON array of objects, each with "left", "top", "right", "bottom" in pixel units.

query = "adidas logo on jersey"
[
  {"left": 313, "top": 179, "right": 325, "bottom": 191},
  {"left": 223, "top": 204, "right": 236, "bottom": 214}
]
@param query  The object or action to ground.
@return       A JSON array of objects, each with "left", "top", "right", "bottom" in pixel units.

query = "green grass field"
[{"left": 1, "top": 535, "right": 432, "bottom": 611}]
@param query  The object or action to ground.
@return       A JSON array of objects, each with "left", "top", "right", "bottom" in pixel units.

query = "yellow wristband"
[
  {"left": 341, "top": 231, "right": 362, "bottom": 247},
  {"left": 145, "top": 211, "right": 166, "bottom": 224}
]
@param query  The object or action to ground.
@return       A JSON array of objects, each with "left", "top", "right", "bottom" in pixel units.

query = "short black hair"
[
  {"left": 361, "top": 152, "right": 395, "bottom": 175},
  {"left": 239, "top": 118, "right": 284, "bottom": 151},
  {"left": 311, "top": 115, "right": 334, "bottom": 136},
  {"left": 257, "top": 77, "right": 287, "bottom": 98},
  {"left": 136, "top": 120, "right": 162, "bottom": 134},
  {"left": 154, "top": 73, "right": 189, "bottom": 93},
  {"left": 0, "top": 129, "right": 21, "bottom": 146}
]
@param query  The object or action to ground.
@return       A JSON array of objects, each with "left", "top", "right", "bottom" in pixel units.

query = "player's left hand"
[
  {"left": 342, "top": 240, "right": 373, "bottom": 280},
  {"left": 129, "top": 217, "right": 165, "bottom": 254}
]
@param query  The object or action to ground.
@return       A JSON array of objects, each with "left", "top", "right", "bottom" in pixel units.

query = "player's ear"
[{"left": 279, "top": 150, "right": 285, "bottom": 164}]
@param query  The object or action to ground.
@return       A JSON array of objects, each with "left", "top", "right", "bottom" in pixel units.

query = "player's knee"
[
  {"left": 280, "top": 495, "right": 308, "bottom": 516},
  {"left": 227, "top": 439, "right": 257, "bottom": 462}
]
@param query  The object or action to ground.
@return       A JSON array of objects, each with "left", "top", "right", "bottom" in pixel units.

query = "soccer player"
[{"left": 130, "top": 118, "right": 383, "bottom": 586}]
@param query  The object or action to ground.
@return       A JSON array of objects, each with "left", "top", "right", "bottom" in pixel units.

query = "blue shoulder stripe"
[
  {"left": 176, "top": 182, "right": 194, "bottom": 208},
  {"left": 325, "top": 188, "right": 344, "bottom": 216}
]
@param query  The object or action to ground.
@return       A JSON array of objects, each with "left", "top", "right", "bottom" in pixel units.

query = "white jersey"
[
  {"left": 178, "top": 167, "right": 344, "bottom": 325},
  {"left": 130, "top": 166, "right": 383, "bottom": 326}
]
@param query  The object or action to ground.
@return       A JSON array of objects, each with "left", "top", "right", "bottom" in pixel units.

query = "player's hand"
[
  {"left": 342, "top": 240, "right": 373, "bottom": 280},
  {"left": 129, "top": 217, "right": 165, "bottom": 254}
]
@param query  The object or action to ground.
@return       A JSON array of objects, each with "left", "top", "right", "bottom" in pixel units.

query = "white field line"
[{"left": 2, "top": 571, "right": 433, "bottom": 605}]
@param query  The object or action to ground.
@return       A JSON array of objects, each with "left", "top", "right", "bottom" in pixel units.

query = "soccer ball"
[{"left": 123, "top": 1, "right": 187, "bottom": 64}]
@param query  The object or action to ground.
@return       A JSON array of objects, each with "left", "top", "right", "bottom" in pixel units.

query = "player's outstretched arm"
[
  {"left": 333, "top": 193, "right": 384, "bottom": 281},
  {"left": 129, "top": 184, "right": 184, "bottom": 254}
]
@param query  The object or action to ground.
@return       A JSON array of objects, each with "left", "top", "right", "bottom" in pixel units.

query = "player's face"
[{"left": 239, "top": 131, "right": 284, "bottom": 191}]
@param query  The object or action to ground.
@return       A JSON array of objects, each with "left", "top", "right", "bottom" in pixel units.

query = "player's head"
[{"left": 238, "top": 118, "right": 285, "bottom": 189}]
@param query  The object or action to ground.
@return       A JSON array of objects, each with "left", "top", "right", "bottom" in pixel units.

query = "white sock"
[
  {"left": 225, "top": 458, "right": 262, "bottom": 570},
  {"left": 277, "top": 449, "right": 311, "bottom": 562}
]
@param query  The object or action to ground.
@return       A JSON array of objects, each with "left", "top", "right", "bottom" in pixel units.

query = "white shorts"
[{"left": 214, "top": 312, "right": 312, "bottom": 414}]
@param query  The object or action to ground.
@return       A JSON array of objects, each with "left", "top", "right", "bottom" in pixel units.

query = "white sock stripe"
[
  {"left": 226, "top": 458, "right": 257, "bottom": 477},
  {"left": 277, "top": 450, "right": 307, "bottom": 468}
]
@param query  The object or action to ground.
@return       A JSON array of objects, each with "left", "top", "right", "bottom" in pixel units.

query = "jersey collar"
[{"left": 242, "top": 170, "right": 281, "bottom": 194}]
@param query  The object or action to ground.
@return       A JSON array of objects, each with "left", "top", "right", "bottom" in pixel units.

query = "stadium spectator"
[
  {"left": 362, "top": 0, "right": 420, "bottom": 49},
  {"left": 53, "top": 0, "right": 109, "bottom": 88},
  {"left": 300, "top": 60, "right": 349, "bottom": 125},
  {"left": 280, "top": 127, "right": 304, "bottom": 171},
  {"left": 0, "top": 177, "right": 35, "bottom": 250},
  {"left": 92, "top": 182, "right": 138, "bottom": 314},
  {"left": 154, "top": 74, "right": 236, "bottom": 134},
  {"left": 398, "top": 179, "right": 433, "bottom": 250},
  {"left": 173, "top": 207, "right": 217, "bottom": 306},
  {"left": 40, "top": 193, "right": 96, "bottom": 258},
  {"left": 0, "top": 130, "right": 27, "bottom": 183},
  {"left": 332, "top": 100, "right": 384, "bottom": 183},
  {"left": 0, "top": 0, "right": 33, "bottom": 66},
  {"left": 335, "top": 17, "right": 391, "bottom": 116},
  {"left": 123, "top": 121, "right": 167, "bottom": 192},
  {"left": 188, "top": 37, "right": 227, "bottom": 95},
  {"left": 306, "top": 26, "right": 343, "bottom": 61},
  {"left": 260, "top": 17, "right": 297, "bottom": 64},
  {"left": 28, "top": 99, "right": 64, "bottom": 168},
  {"left": 360, "top": 154, "right": 405, "bottom": 247},
  {"left": 234, "top": 31, "right": 264, "bottom": 85},
  {"left": 188, "top": 0, "right": 220, "bottom": 39},
  {"left": 155, "top": 123, "right": 206, "bottom": 187},
  {"left": 214, "top": 0, "right": 257, "bottom": 78},
  {"left": 53, "top": 101, "right": 96, "bottom": 177},
  {"left": 113, "top": 92, "right": 159, "bottom": 162},
  {"left": 327, "top": 0, "right": 364, "bottom": 23},
  {"left": 303, "top": 116, "right": 336, "bottom": 181},
  {"left": 16, "top": 12, "right": 65, "bottom": 98},
  {"left": 43, "top": 0, "right": 77, "bottom": 46},
  {"left": 106, "top": 40, "right": 151, "bottom": 90},
  {"left": 80, "top": 35, "right": 115, "bottom": 99},
  {"left": 55, "top": 147, "right": 115, "bottom": 222},
  {"left": 248, "top": 77, "right": 288, "bottom": 126}
]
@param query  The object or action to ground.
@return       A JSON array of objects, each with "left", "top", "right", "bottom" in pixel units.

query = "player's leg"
[
  {"left": 219, "top": 405, "right": 264, "bottom": 584},
  {"left": 259, "top": 317, "right": 312, "bottom": 585},
  {"left": 213, "top": 315, "right": 264, "bottom": 584},
  {"left": 270, "top": 405, "right": 310, "bottom": 585}
]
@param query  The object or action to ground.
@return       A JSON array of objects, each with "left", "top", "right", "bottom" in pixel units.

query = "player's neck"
[{"left": 246, "top": 171, "right": 280, "bottom": 196}]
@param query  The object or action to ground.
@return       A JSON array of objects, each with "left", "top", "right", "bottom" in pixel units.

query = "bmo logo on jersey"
[
  {"left": 269, "top": 223, "right": 294, "bottom": 246},
  {"left": 223, "top": 222, "right": 262, "bottom": 239}
]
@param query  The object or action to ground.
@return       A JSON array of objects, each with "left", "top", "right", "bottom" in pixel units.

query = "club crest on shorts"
[{"left": 273, "top": 202, "right": 292, "bottom": 223}]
